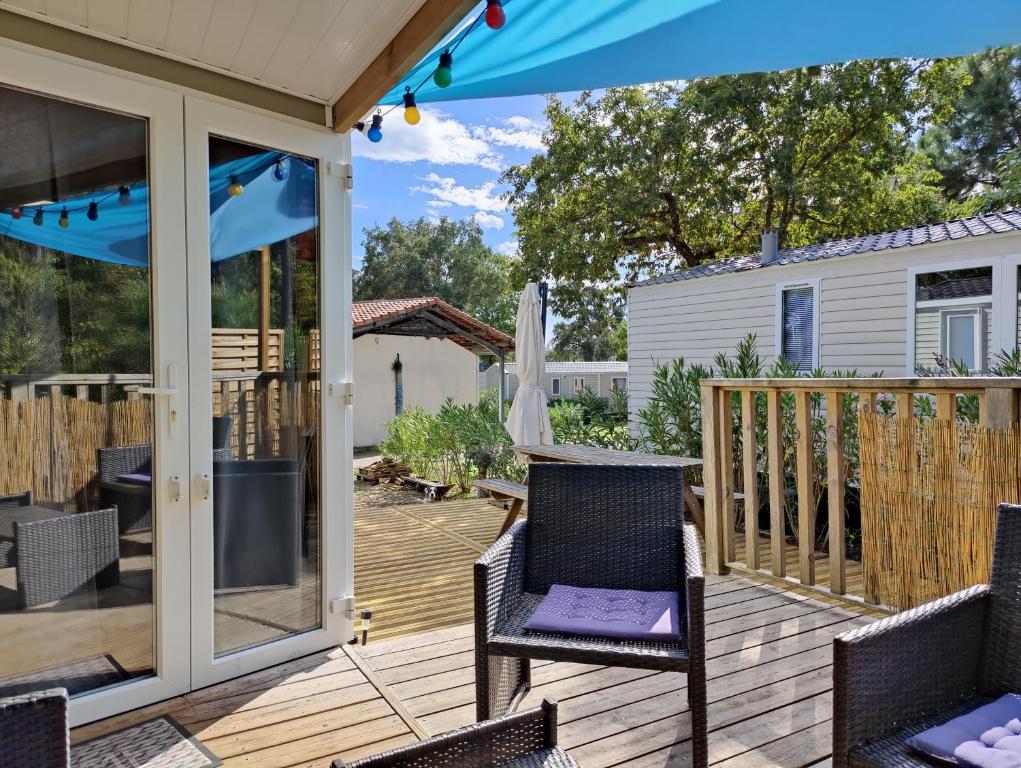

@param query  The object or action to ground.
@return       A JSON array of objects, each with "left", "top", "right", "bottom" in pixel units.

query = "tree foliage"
[
  {"left": 546, "top": 285, "right": 627, "bottom": 362},
  {"left": 505, "top": 59, "right": 963, "bottom": 285},
  {"left": 355, "top": 217, "right": 517, "bottom": 335}
]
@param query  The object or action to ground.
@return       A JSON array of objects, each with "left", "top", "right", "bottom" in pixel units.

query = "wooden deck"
[{"left": 74, "top": 571, "right": 877, "bottom": 767}]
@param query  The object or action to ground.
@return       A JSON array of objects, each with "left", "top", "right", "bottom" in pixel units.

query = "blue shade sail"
[
  {"left": 0, "top": 153, "right": 317, "bottom": 267},
  {"left": 382, "top": 0, "right": 1021, "bottom": 107}
]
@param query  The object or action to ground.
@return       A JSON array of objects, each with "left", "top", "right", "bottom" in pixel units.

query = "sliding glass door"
[{"left": 185, "top": 96, "right": 352, "bottom": 688}]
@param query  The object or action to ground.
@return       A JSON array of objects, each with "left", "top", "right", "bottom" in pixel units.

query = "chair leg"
[
  {"left": 476, "top": 652, "right": 530, "bottom": 722},
  {"left": 688, "top": 664, "right": 708, "bottom": 768}
]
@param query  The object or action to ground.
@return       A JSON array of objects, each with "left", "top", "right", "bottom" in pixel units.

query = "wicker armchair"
[
  {"left": 833, "top": 503, "right": 1021, "bottom": 767},
  {"left": 0, "top": 688, "right": 69, "bottom": 768},
  {"left": 332, "top": 699, "right": 578, "bottom": 767},
  {"left": 475, "top": 463, "right": 707, "bottom": 768},
  {"left": 17, "top": 507, "right": 120, "bottom": 608}
]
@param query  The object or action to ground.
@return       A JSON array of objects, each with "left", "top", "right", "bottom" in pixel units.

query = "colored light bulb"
[
  {"left": 87, "top": 201, "right": 99, "bottom": 221},
  {"left": 59, "top": 207, "right": 70, "bottom": 228},
  {"left": 273, "top": 159, "right": 289, "bottom": 181},
  {"left": 485, "top": 0, "right": 505, "bottom": 29},
  {"left": 118, "top": 185, "right": 131, "bottom": 204},
  {"left": 11, "top": 207, "right": 21, "bottom": 220},
  {"left": 434, "top": 51, "right": 453, "bottom": 88},
  {"left": 367, "top": 114, "right": 384, "bottom": 143},
  {"left": 33, "top": 208, "right": 43, "bottom": 226},
  {"left": 403, "top": 89, "right": 420, "bottom": 125},
  {"left": 228, "top": 175, "right": 244, "bottom": 196}
]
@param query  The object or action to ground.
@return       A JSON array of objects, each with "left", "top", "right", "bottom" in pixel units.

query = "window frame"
[
  {"left": 906, "top": 259, "right": 1002, "bottom": 374},
  {"left": 940, "top": 307, "right": 984, "bottom": 372},
  {"left": 551, "top": 377, "right": 560, "bottom": 396},
  {"left": 611, "top": 376, "right": 627, "bottom": 391},
  {"left": 774, "top": 278, "right": 820, "bottom": 372},
  {"left": 574, "top": 377, "right": 585, "bottom": 394}
]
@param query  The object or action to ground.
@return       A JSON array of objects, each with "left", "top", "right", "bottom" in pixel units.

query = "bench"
[
  {"left": 472, "top": 478, "right": 527, "bottom": 538},
  {"left": 399, "top": 476, "right": 454, "bottom": 502}
]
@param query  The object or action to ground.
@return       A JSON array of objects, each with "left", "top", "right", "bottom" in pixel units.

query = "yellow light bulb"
[{"left": 404, "top": 105, "right": 421, "bottom": 125}]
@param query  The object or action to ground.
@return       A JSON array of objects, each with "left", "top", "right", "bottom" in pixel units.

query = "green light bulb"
[{"left": 434, "top": 51, "right": 453, "bottom": 88}]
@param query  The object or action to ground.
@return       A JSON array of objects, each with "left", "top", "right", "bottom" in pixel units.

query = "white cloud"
[
  {"left": 496, "top": 240, "right": 519, "bottom": 257},
  {"left": 353, "top": 107, "right": 503, "bottom": 170},
  {"left": 472, "top": 116, "right": 545, "bottom": 151},
  {"left": 473, "top": 211, "right": 505, "bottom": 230},
  {"left": 411, "top": 173, "right": 506, "bottom": 213}
]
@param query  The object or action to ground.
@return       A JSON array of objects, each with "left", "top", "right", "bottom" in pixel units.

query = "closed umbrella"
[{"left": 505, "top": 283, "right": 553, "bottom": 449}]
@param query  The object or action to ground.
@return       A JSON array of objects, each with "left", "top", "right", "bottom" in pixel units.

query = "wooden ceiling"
[{"left": 0, "top": 0, "right": 477, "bottom": 130}]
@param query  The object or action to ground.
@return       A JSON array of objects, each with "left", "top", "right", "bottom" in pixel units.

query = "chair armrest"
[
  {"left": 681, "top": 523, "right": 705, "bottom": 659},
  {"left": 475, "top": 522, "right": 528, "bottom": 641},
  {"left": 832, "top": 584, "right": 990, "bottom": 767}
]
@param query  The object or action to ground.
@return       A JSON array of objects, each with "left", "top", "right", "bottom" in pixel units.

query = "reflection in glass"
[
  {"left": 914, "top": 267, "right": 992, "bottom": 373},
  {"left": 0, "top": 85, "right": 154, "bottom": 696},
  {"left": 208, "top": 136, "right": 321, "bottom": 656}
]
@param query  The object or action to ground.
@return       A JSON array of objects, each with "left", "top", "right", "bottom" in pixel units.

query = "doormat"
[
  {"left": 0, "top": 654, "right": 127, "bottom": 697},
  {"left": 72, "top": 716, "right": 221, "bottom": 768}
]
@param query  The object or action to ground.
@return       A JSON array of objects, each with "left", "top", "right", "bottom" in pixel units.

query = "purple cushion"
[
  {"left": 116, "top": 472, "right": 152, "bottom": 486},
  {"left": 906, "top": 695, "right": 1021, "bottom": 762},
  {"left": 523, "top": 584, "right": 682, "bottom": 642}
]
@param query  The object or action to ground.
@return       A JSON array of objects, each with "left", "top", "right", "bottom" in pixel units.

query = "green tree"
[
  {"left": 921, "top": 46, "right": 1021, "bottom": 202},
  {"left": 355, "top": 217, "right": 517, "bottom": 335},
  {"left": 505, "top": 59, "right": 962, "bottom": 286},
  {"left": 546, "top": 285, "right": 627, "bottom": 362}
]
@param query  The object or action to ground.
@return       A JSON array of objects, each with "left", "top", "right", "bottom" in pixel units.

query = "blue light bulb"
[
  {"left": 274, "top": 159, "right": 289, "bottom": 181},
  {"left": 367, "top": 114, "right": 383, "bottom": 143}
]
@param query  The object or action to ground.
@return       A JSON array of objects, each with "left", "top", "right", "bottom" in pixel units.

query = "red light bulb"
[
  {"left": 485, "top": 0, "right": 505, "bottom": 29},
  {"left": 11, "top": 207, "right": 22, "bottom": 219}
]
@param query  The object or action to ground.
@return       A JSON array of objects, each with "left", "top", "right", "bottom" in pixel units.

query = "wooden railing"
[{"left": 700, "top": 377, "right": 1021, "bottom": 611}]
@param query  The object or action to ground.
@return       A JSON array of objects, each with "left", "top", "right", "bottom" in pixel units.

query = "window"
[
  {"left": 776, "top": 281, "right": 818, "bottom": 372},
  {"left": 551, "top": 378, "right": 560, "bottom": 396},
  {"left": 611, "top": 376, "right": 627, "bottom": 391},
  {"left": 574, "top": 377, "right": 585, "bottom": 394},
  {"left": 912, "top": 266, "right": 992, "bottom": 373}
]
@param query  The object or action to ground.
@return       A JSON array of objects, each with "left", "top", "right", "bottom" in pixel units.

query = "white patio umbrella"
[{"left": 504, "top": 282, "right": 553, "bottom": 449}]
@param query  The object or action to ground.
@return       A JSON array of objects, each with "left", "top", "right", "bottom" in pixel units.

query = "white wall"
[
  {"left": 478, "top": 367, "right": 628, "bottom": 401},
  {"left": 628, "top": 232, "right": 1021, "bottom": 427},
  {"left": 353, "top": 334, "right": 479, "bottom": 447}
]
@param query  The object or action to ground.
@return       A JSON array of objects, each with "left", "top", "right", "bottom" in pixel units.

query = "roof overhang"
[
  {"left": 353, "top": 299, "right": 514, "bottom": 357},
  {"left": 0, "top": 0, "right": 475, "bottom": 131}
]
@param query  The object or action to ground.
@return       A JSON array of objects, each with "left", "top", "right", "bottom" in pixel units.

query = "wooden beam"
[
  {"left": 332, "top": 0, "right": 479, "bottom": 130},
  {"left": 258, "top": 245, "right": 271, "bottom": 372},
  {"left": 766, "top": 390, "right": 786, "bottom": 578}
]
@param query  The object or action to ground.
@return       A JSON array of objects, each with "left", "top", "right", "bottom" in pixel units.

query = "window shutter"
[{"left": 782, "top": 286, "right": 814, "bottom": 372}]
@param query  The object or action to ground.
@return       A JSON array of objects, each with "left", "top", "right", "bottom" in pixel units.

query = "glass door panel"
[
  {"left": 207, "top": 136, "right": 322, "bottom": 657},
  {"left": 0, "top": 84, "right": 156, "bottom": 697}
]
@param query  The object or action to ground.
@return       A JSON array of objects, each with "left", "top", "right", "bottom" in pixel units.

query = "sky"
[{"left": 350, "top": 93, "right": 552, "bottom": 269}]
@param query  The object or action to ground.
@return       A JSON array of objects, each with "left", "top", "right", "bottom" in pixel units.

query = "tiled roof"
[
  {"left": 493, "top": 361, "right": 628, "bottom": 375},
  {"left": 633, "top": 210, "right": 1021, "bottom": 288},
  {"left": 353, "top": 297, "right": 514, "bottom": 353}
]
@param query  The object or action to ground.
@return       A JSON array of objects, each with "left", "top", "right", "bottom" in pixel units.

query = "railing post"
[
  {"left": 826, "top": 391, "right": 846, "bottom": 595},
  {"left": 980, "top": 386, "right": 1017, "bottom": 428},
  {"left": 766, "top": 389, "right": 786, "bottom": 578},
  {"left": 794, "top": 390, "right": 815, "bottom": 586},
  {"left": 700, "top": 382, "right": 726, "bottom": 575},
  {"left": 741, "top": 390, "right": 760, "bottom": 571},
  {"left": 720, "top": 389, "right": 736, "bottom": 564}
]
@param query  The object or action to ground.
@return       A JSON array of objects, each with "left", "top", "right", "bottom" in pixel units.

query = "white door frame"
[
  {"left": 183, "top": 94, "right": 353, "bottom": 688},
  {"left": 0, "top": 41, "right": 192, "bottom": 726}
]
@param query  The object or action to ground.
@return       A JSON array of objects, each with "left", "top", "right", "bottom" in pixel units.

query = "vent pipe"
[{"left": 761, "top": 229, "right": 778, "bottom": 264}]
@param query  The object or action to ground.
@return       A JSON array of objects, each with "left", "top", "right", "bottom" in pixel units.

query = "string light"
[
  {"left": 434, "top": 51, "right": 453, "bottom": 88},
  {"left": 11, "top": 207, "right": 21, "bottom": 220},
  {"left": 367, "top": 113, "right": 384, "bottom": 143},
  {"left": 87, "top": 201, "right": 99, "bottom": 221},
  {"left": 485, "top": 0, "right": 505, "bottom": 29},
  {"left": 403, "top": 88, "right": 420, "bottom": 125},
  {"left": 33, "top": 208, "right": 43, "bottom": 226},
  {"left": 273, "top": 159, "right": 289, "bottom": 181},
  {"left": 228, "top": 175, "right": 244, "bottom": 196},
  {"left": 58, "top": 207, "right": 70, "bottom": 228},
  {"left": 118, "top": 185, "right": 131, "bottom": 205}
]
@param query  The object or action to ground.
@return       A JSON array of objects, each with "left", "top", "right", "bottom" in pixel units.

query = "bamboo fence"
[{"left": 859, "top": 412, "right": 1021, "bottom": 610}]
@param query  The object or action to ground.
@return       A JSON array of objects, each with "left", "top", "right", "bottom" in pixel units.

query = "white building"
[
  {"left": 354, "top": 298, "right": 514, "bottom": 447},
  {"left": 480, "top": 360, "right": 628, "bottom": 402},
  {"left": 628, "top": 211, "right": 1021, "bottom": 420}
]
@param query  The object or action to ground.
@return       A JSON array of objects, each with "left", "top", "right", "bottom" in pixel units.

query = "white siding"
[
  {"left": 478, "top": 367, "right": 627, "bottom": 401},
  {"left": 628, "top": 233, "right": 1021, "bottom": 428}
]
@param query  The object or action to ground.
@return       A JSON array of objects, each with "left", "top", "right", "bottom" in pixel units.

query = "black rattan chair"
[
  {"left": 332, "top": 698, "right": 578, "bottom": 767},
  {"left": 833, "top": 503, "right": 1021, "bottom": 767},
  {"left": 0, "top": 688, "right": 69, "bottom": 768},
  {"left": 475, "top": 463, "right": 707, "bottom": 768}
]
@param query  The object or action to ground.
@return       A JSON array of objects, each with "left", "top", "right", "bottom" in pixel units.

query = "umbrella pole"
[{"left": 498, "top": 351, "right": 506, "bottom": 423}]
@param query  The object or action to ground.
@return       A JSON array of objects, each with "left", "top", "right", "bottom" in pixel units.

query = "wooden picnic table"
[{"left": 512, "top": 443, "right": 706, "bottom": 531}]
